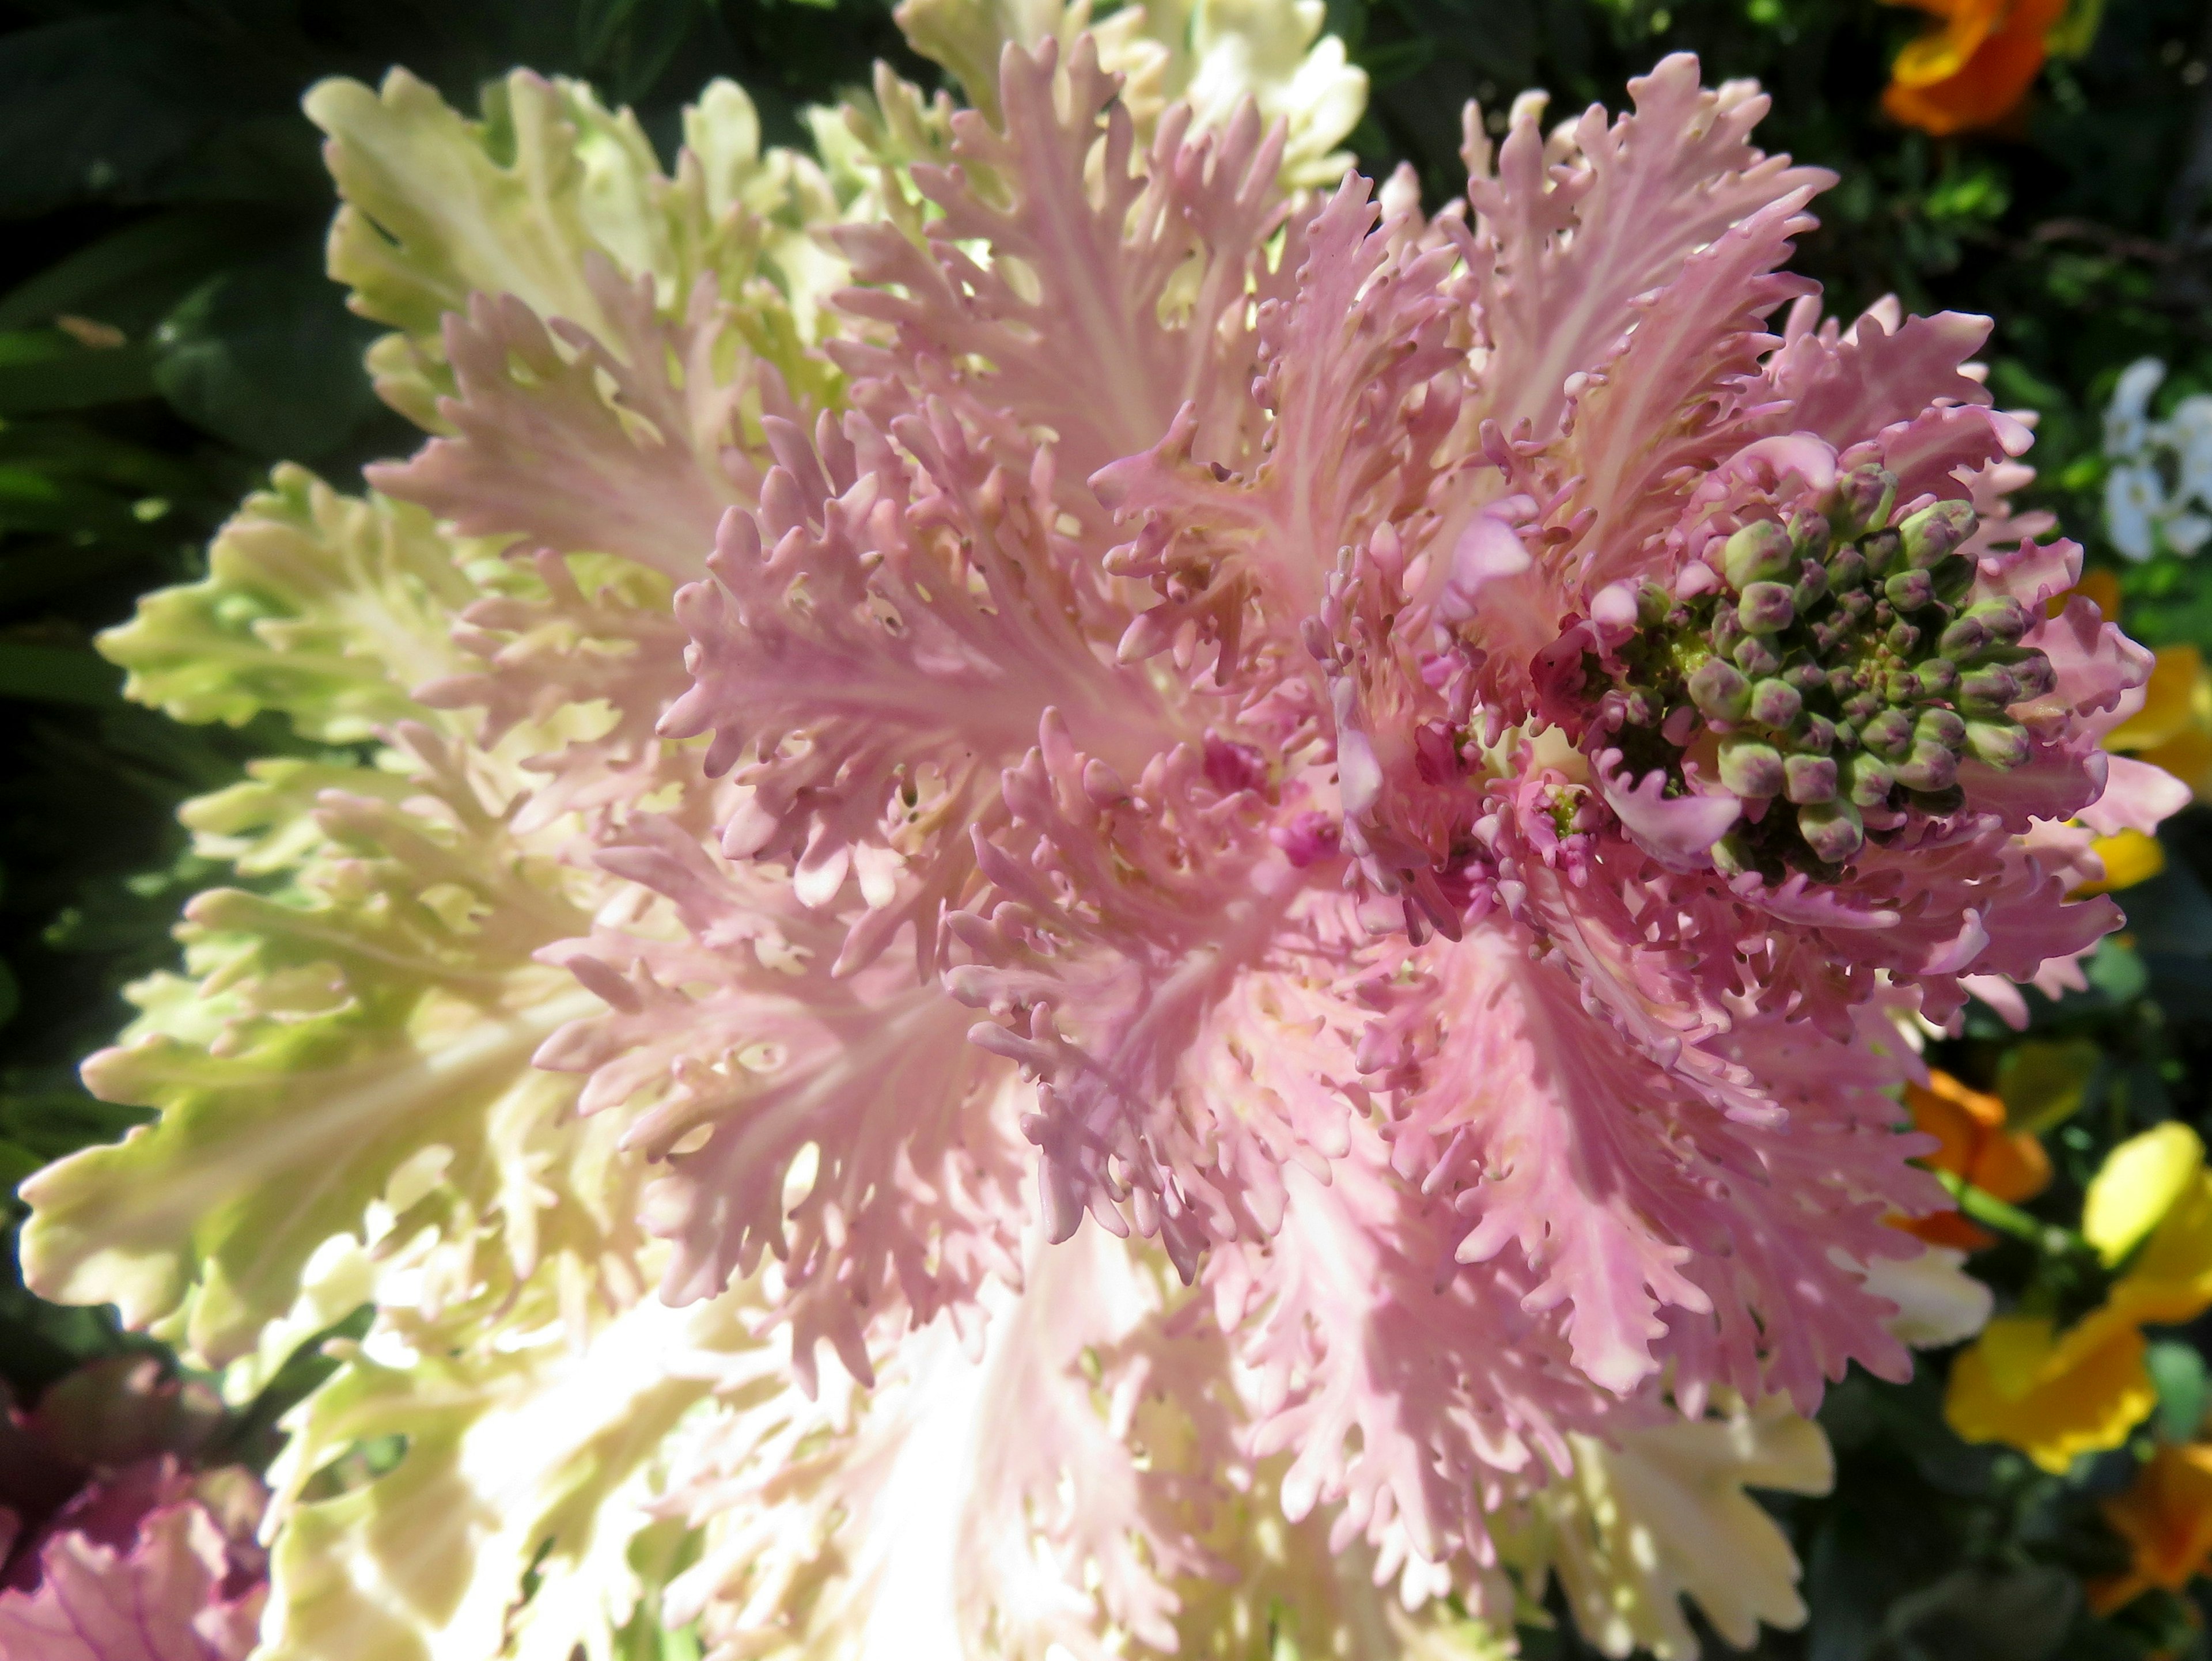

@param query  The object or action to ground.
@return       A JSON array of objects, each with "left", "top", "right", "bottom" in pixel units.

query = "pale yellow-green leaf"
[{"left": 259, "top": 1291, "right": 742, "bottom": 1661}]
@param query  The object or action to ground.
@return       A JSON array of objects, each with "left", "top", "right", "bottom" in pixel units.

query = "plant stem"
[{"left": 1934, "top": 1169, "right": 2089, "bottom": 1258}]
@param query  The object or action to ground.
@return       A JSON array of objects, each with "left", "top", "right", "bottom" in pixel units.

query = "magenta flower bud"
[
  {"left": 1801, "top": 713, "right": 1837, "bottom": 753},
  {"left": 1784, "top": 753, "right": 1838, "bottom": 803},
  {"left": 1719, "top": 736, "right": 1786, "bottom": 798},
  {"left": 1748, "top": 677, "right": 1802, "bottom": 728},
  {"left": 1798, "top": 799, "right": 1865, "bottom": 863},
  {"left": 1688, "top": 658, "right": 1752, "bottom": 722}
]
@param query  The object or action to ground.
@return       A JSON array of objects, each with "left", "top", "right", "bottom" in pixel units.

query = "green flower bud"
[
  {"left": 1801, "top": 713, "right": 1837, "bottom": 753},
  {"left": 1719, "top": 736, "right": 1786, "bottom": 798},
  {"left": 1957, "top": 663, "right": 2019, "bottom": 710},
  {"left": 1791, "top": 564, "right": 1830, "bottom": 613},
  {"left": 1722, "top": 520, "right": 1794, "bottom": 590},
  {"left": 1966, "top": 719, "right": 2031, "bottom": 769},
  {"left": 1899, "top": 499, "right": 1977, "bottom": 568},
  {"left": 1710, "top": 832, "right": 1752, "bottom": 877},
  {"left": 1688, "top": 658, "right": 1752, "bottom": 722},
  {"left": 1933, "top": 554, "right": 1975, "bottom": 603},
  {"left": 1828, "top": 465, "right": 1898, "bottom": 539},
  {"left": 1895, "top": 741, "right": 1959, "bottom": 792},
  {"left": 1938, "top": 614, "right": 1989, "bottom": 658},
  {"left": 1860, "top": 710, "right": 1914, "bottom": 759},
  {"left": 1918, "top": 657, "right": 1959, "bottom": 695},
  {"left": 1785, "top": 753, "right": 1838, "bottom": 803},
  {"left": 1790, "top": 510, "right": 1832, "bottom": 556},
  {"left": 1964, "top": 596, "right": 2029, "bottom": 646},
  {"left": 1784, "top": 658, "right": 1828, "bottom": 693},
  {"left": 2010, "top": 651, "right": 2057, "bottom": 700},
  {"left": 1749, "top": 678, "right": 1803, "bottom": 727},
  {"left": 1733, "top": 635, "right": 1783, "bottom": 677},
  {"left": 1845, "top": 753, "right": 1896, "bottom": 806},
  {"left": 1884, "top": 568, "right": 1936, "bottom": 611},
  {"left": 1914, "top": 708, "right": 1966, "bottom": 750},
  {"left": 1738, "top": 581, "right": 1796, "bottom": 634},
  {"left": 1799, "top": 798, "right": 1865, "bottom": 863},
  {"left": 1862, "top": 530, "right": 1902, "bottom": 577}
]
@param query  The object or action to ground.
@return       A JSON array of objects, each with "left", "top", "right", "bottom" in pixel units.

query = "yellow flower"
[
  {"left": 2054, "top": 572, "right": 2198, "bottom": 890},
  {"left": 2086, "top": 1123, "right": 2207, "bottom": 1266},
  {"left": 2090, "top": 1444, "right": 2212, "bottom": 1615},
  {"left": 2075, "top": 827, "right": 2166, "bottom": 896},
  {"left": 1880, "top": 0, "right": 2067, "bottom": 138},
  {"left": 1947, "top": 1126, "right": 2212, "bottom": 1473},
  {"left": 2107, "top": 643, "right": 2212, "bottom": 804}
]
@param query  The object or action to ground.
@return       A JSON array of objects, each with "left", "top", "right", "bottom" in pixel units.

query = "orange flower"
[
  {"left": 2090, "top": 1444, "right": 2212, "bottom": 1614},
  {"left": 1900, "top": 1069, "right": 2051, "bottom": 1250},
  {"left": 1881, "top": 0, "right": 2067, "bottom": 138}
]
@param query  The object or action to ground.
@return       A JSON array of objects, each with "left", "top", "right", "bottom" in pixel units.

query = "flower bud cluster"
[{"left": 1596, "top": 468, "right": 2051, "bottom": 875}]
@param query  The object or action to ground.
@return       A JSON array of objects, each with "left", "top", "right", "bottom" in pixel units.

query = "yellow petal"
[
  {"left": 2113, "top": 1171, "right": 2212, "bottom": 1327},
  {"left": 2075, "top": 828, "right": 2167, "bottom": 896},
  {"left": 1947, "top": 1314, "right": 2155, "bottom": 1474},
  {"left": 2087, "top": 1123, "right": 2206, "bottom": 1266},
  {"left": 2141, "top": 727, "right": 2212, "bottom": 803},
  {"left": 2106, "top": 646, "right": 2205, "bottom": 751}
]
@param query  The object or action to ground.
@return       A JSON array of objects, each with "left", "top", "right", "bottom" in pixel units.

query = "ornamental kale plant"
[{"left": 4, "top": 0, "right": 2181, "bottom": 1654}]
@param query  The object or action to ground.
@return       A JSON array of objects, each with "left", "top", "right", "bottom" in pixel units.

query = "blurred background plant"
[{"left": 4, "top": 0, "right": 2212, "bottom": 1656}]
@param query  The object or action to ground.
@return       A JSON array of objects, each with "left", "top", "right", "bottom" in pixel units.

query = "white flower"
[
  {"left": 2107, "top": 460, "right": 2169, "bottom": 560},
  {"left": 2168, "top": 393, "right": 2212, "bottom": 510},
  {"left": 1863, "top": 1243, "right": 1994, "bottom": 1348},
  {"left": 2104, "top": 357, "right": 2168, "bottom": 460}
]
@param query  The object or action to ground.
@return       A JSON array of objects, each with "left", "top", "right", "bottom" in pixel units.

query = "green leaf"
[
  {"left": 0, "top": 332, "right": 157, "bottom": 414},
  {"left": 2147, "top": 1339, "right": 2209, "bottom": 1444},
  {"left": 0, "top": 643, "right": 123, "bottom": 707},
  {"left": 0, "top": 208, "right": 283, "bottom": 336},
  {"left": 151, "top": 243, "right": 382, "bottom": 460}
]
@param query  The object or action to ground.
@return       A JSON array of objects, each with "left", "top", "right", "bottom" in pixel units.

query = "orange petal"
[{"left": 1971, "top": 1126, "right": 2054, "bottom": 1205}]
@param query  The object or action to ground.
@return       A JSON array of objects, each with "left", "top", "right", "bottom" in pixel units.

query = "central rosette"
[{"left": 1554, "top": 464, "right": 2054, "bottom": 879}]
